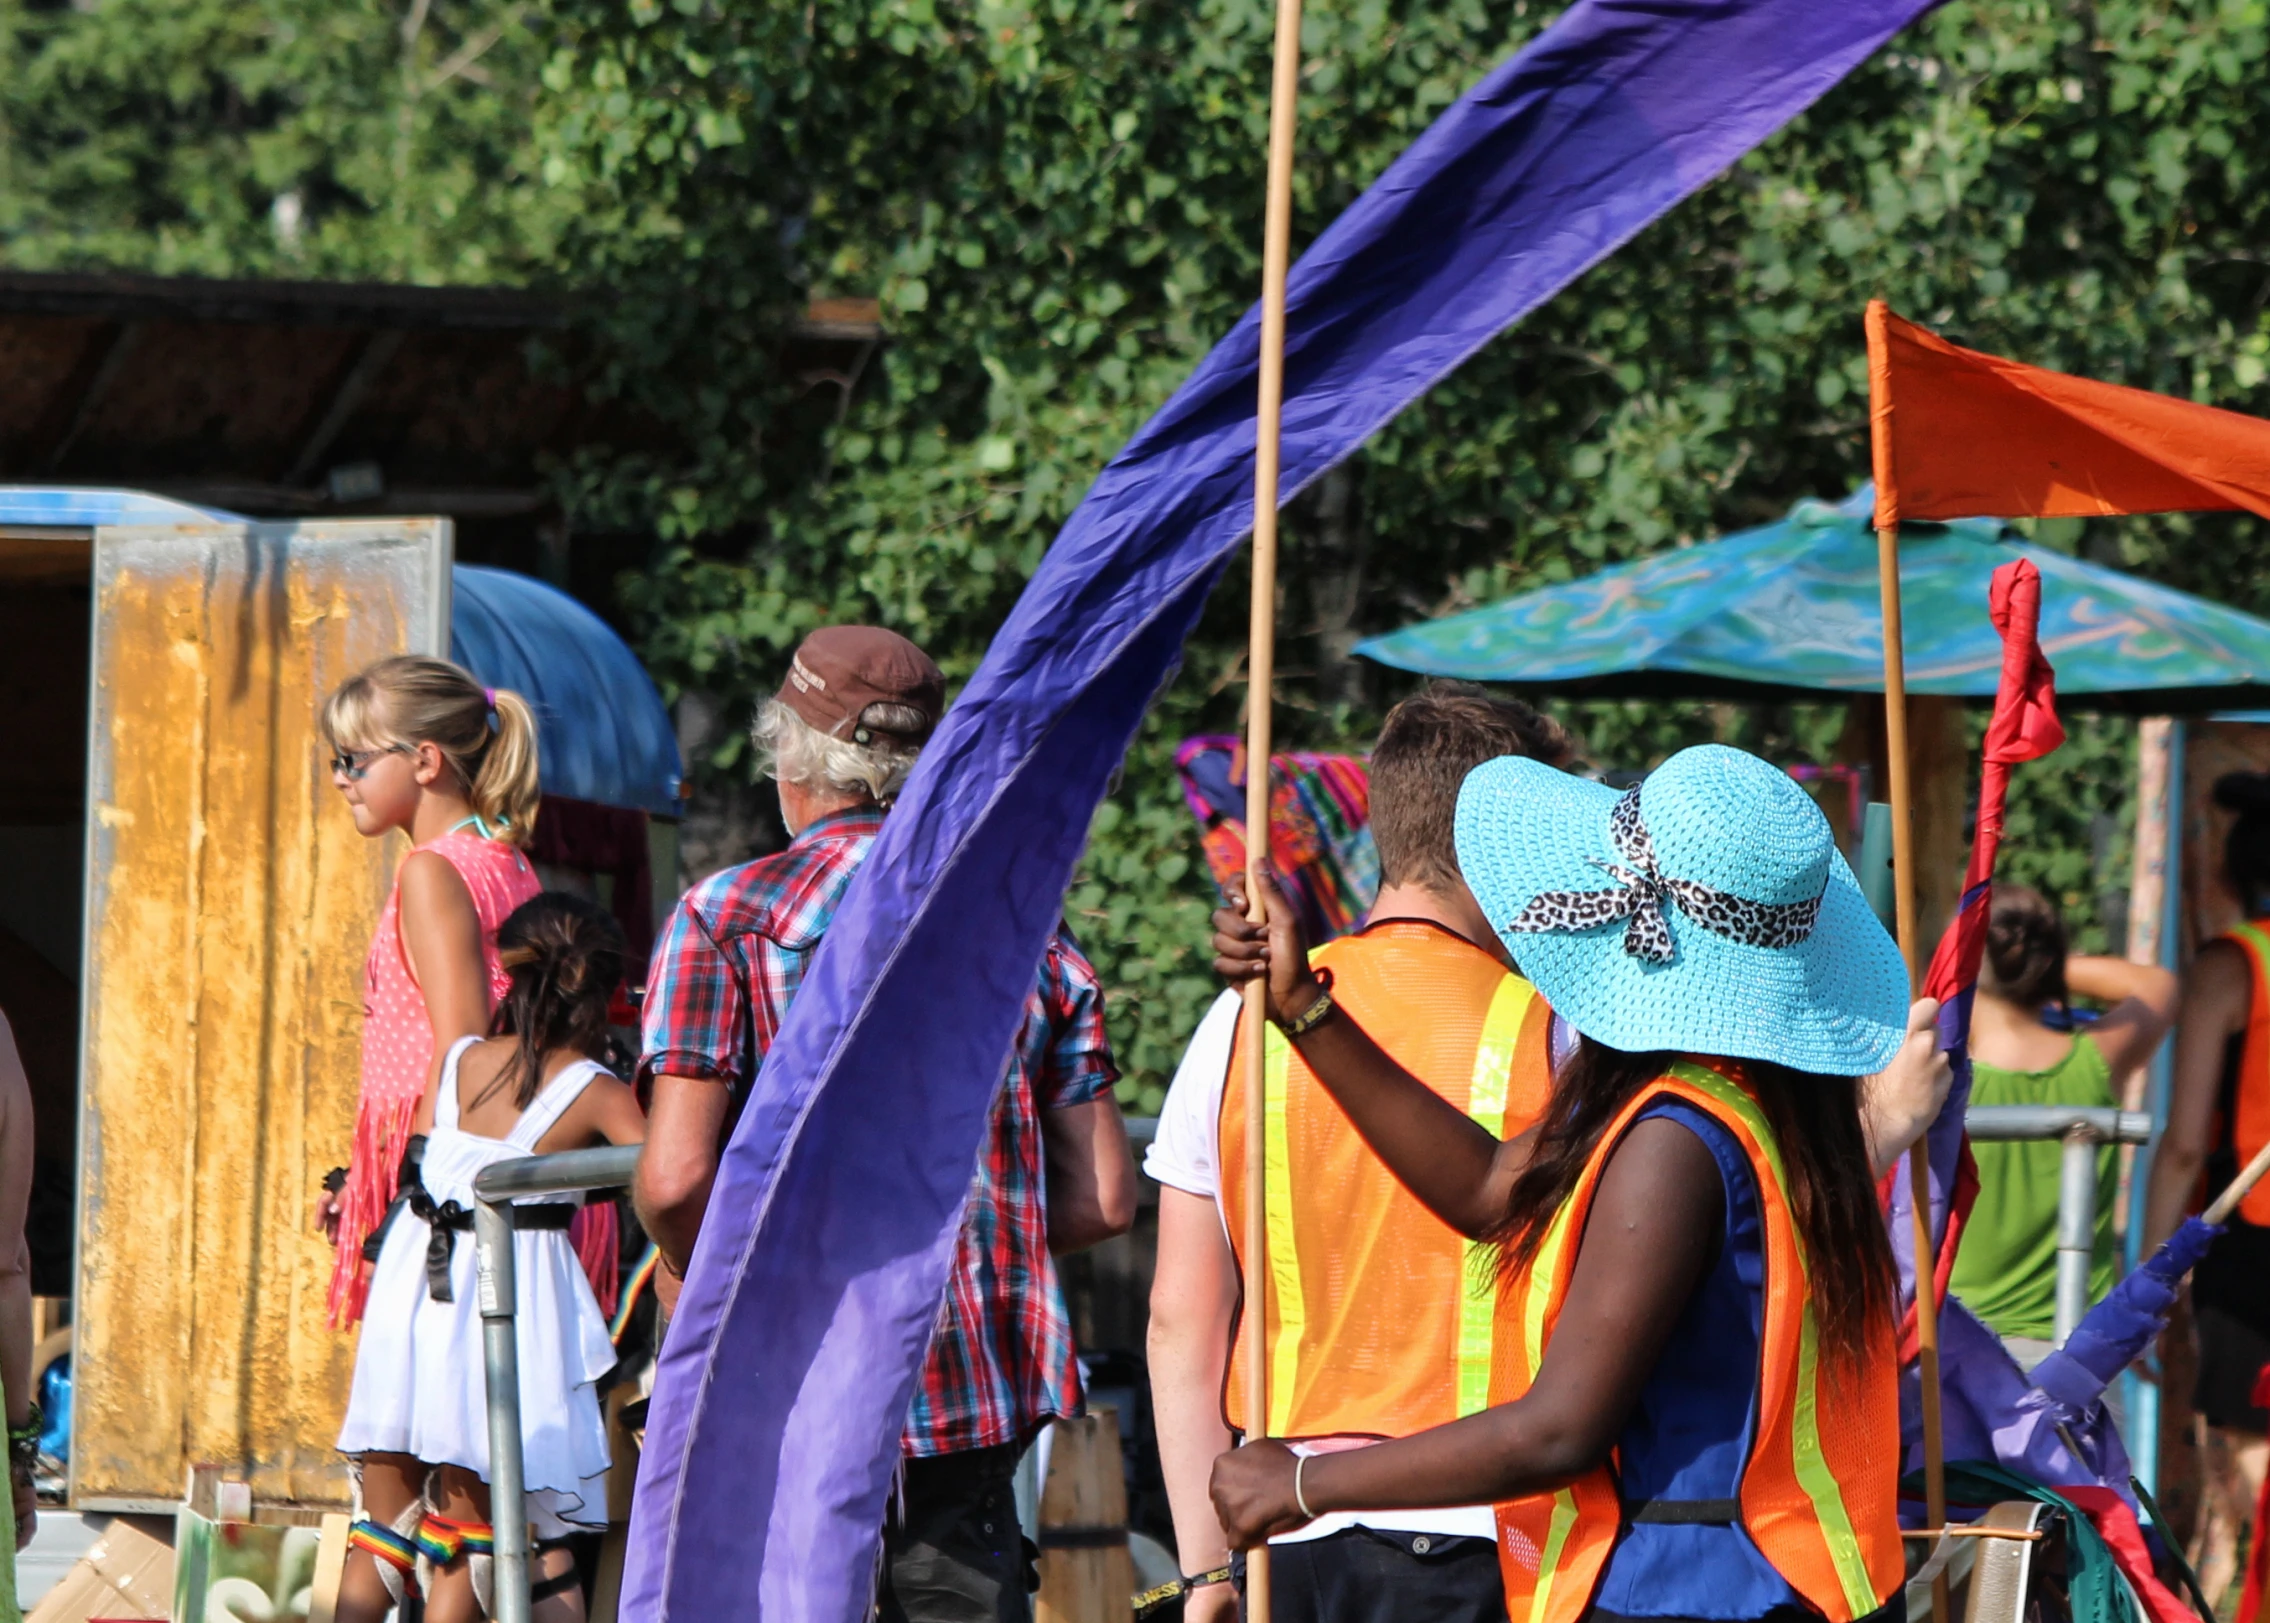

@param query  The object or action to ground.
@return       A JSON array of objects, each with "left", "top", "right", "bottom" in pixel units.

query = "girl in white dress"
[{"left": 336, "top": 893, "right": 646, "bottom": 1623}]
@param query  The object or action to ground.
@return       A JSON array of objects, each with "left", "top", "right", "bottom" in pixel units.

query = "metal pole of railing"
[
  {"left": 1963, "top": 1106, "right": 2153, "bottom": 1143},
  {"left": 2055, "top": 1126, "right": 2101, "bottom": 1346},
  {"left": 472, "top": 1144, "right": 643, "bottom": 1623},
  {"left": 1963, "top": 1106, "right": 2154, "bottom": 1347},
  {"left": 475, "top": 1196, "right": 532, "bottom": 1623}
]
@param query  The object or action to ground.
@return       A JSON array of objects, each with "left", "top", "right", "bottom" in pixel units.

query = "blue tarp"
[
  {"left": 450, "top": 565, "right": 682, "bottom": 817},
  {"left": 620, "top": 3, "right": 1944, "bottom": 1617}
]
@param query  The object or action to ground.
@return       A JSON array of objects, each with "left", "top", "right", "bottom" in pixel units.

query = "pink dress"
[{"left": 327, "top": 829, "right": 540, "bottom": 1326}]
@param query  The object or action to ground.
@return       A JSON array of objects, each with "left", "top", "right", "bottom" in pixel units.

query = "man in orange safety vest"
[{"left": 1145, "top": 682, "right": 1574, "bottom": 1623}]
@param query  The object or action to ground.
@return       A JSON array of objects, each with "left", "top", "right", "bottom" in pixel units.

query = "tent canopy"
[
  {"left": 448, "top": 565, "right": 681, "bottom": 817},
  {"left": 1355, "top": 487, "right": 2270, "bottom": 712}
]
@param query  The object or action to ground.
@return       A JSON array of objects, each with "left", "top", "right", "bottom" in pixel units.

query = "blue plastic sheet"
[{"left": 449, "top": 565, "right": 682, "bottom": 817}]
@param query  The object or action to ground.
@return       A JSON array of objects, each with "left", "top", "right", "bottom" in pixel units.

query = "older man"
[{"left": 636, "top": 624, "right": 1137, "bottom": 1623}]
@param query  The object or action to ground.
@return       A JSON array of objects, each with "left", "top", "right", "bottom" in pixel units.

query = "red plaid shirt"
[{"left": 639, "top": 805, "right": 1119, "bottom": 1455}]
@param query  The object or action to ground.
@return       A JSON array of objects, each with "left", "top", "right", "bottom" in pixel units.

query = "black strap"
[
  {"left": 530, "top": 1567, "right": 582, "bottom": 1602},
  {"left": 359, "top": 1137, "right": 431, "bottom": 1264},
  {"left": 401, "top": 1165, "right": 576, "bottom": 1304},
  {"left": 1623, "top": 1497, "right": 1743, "bottom": 1526}
]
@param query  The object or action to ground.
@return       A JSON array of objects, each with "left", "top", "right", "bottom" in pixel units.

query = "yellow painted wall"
[{"left": 75, "top": 522, "right": 448, "bottom": 1508}]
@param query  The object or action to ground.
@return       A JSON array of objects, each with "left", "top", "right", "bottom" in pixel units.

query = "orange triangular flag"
[{"left": 1865, "top": 300, "right": 2270, "bottom": 528}]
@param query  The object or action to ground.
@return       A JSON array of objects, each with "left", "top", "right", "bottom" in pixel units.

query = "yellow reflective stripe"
[
  {"left": 1458, "top": 976, "right": 1532, "bottom": 1415},
  {"left": 1523, "top": 1176, "right": 1582, "bottom": 1376},
  {"left": 1666, "top": 1063, "right": 1878, "bottom": 1619},
  {"left": 1261, "top": 1025, "right": 1305, "bottom": 1438},
  {"left": 1526, "top": 1489, "right": 1582, "bottom": 1623},
  {"left": 2231, "top": 921, "right": 2270, "bottom": 979},
  {"left": 1519, "top": 1107, "right": 1596, "bottom": 1623}
]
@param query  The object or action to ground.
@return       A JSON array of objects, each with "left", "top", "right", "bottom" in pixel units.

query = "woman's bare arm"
[
  {"left": 398, "top": 850, "right": 492, "bottom": 1072},
  {"left": 1213, "top": 870, "right": 1529, "bottom": 1237},
  {"left": 2067, "top": 954, "right": 2180, "bottom": 1078},
  {"left": 2146, "top": 942, "right": 2250, "bottom": 1251},
  {"left": 1209, "top": 1117, "right": 1721, "bottom": 1542}
]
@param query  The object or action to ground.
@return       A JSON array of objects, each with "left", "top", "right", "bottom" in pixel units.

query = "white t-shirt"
[{"left": 1144, "top": 987, "right": 1496, "bottom": 1544}]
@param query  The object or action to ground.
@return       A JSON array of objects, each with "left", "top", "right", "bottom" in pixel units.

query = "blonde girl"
[{"left": 315, "top": 654, "right": 543, "bottom": 1322}]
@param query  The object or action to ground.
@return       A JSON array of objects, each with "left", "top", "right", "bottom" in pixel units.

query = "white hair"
[{"left": 750, "top": 696, "right": 925, "bottom": 803}]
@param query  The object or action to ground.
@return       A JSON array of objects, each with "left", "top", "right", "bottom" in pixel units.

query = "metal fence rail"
[
  {"left": 463, "top": 1110, "right": 2155, "bottom": 1619},
  {"left": 471, "top": 1144, "right": 643, "bottom": 1623}
]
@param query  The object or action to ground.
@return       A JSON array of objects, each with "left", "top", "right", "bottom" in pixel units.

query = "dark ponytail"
[
  {"left": 480, "top": 892, "right": 627, "bottom": 1111},
  {"left": 1484, "top": 1038, "right": 1894, "bottom": 1377}
]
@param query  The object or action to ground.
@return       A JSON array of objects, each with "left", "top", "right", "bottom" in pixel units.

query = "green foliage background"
[{"left": 6, "top": 0, "right": 2262, "bottom": 1106}]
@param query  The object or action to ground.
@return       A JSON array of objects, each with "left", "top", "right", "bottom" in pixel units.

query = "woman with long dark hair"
[{"left": 1209, "top": 745, "right": 1945, "bottom": 1623}]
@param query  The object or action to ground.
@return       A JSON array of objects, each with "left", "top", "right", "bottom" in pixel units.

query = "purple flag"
[{"left": 621, "top": 3, "right": 1940, "bottom": 1617}]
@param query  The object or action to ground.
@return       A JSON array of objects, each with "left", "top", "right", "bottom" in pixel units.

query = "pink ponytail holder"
[{"left": 483, "top": 687, "right": 497, "bottom": 711}]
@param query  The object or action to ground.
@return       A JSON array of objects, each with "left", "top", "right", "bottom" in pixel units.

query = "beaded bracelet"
[{"left": 1276, "top": 970, "right": 1338, "bottom": 1038}]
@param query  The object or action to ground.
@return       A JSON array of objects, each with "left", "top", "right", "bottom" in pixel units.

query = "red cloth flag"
[
  {"left": 1865, "top": 299, "right": 2270, "bottom": 525},
  {"left": 1892, "top": 559, "right": 2064, "bottom": 1351},
  {"left": 1921, "top": 559, "right": 2065, "bottom": 1006}
]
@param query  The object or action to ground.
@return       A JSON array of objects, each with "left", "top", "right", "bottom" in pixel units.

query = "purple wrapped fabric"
[
  {"left": 618, "top": 3, "right": 1942, "bottom": 1618},
  {"left": 1917, "top": 1219, "right": 2224, "bottom": 1514},
  {"left": 1909, "top": 1296, "right": 2134, "bottom": 1508},
  {"left": 2027, "top": 1216, "right": 2223, "bottom": 1421}
]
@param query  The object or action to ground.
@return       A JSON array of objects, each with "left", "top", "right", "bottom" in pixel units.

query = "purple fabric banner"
[{"left": 621, "top": 2, "right": 1939, "bottom": 1616}]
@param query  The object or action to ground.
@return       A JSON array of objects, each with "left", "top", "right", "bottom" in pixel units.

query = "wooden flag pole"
[
  {"left": 1868, "top": 298, "right": 1950, "bottom": 1614},
  {"left": 1875, "top": 520, "right": 1949, "bottom": 1619},
  {"left": 1240, "top": 0, "right": 1304, "bottom": 1614}
]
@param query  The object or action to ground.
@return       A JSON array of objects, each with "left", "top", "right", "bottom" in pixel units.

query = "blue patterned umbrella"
[{"left": 1356, "top": 487, "right": 2270, "bottom": 710}]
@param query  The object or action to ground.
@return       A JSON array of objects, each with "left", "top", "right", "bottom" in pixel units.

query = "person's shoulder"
[
  {"left": 2196, "top": 936, "right": 2254, "bottom": 976},
  {"left": 398, "top": 846, "right": 475, "bottom": 905},
  {"left": 1040, "top": 920, "right": 1105, "bottom": 984},
  {"left": 677, "top": 840, "right": 866, "bottom": 944}
]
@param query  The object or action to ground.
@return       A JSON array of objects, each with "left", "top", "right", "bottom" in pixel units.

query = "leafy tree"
[
  {"left": 7, "top": 0, "right": 2262, "bottom": 1103},
  {"left": 539, "top": 0, "right": 2266, "bottom": 1105},
  {"left": 0, "top": 0, "right": 564, "bottom": 281}
]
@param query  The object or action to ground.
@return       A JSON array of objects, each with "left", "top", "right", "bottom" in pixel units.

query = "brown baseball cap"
[{"left": 777, "top": 625, "right": 945, "bottom": 745}]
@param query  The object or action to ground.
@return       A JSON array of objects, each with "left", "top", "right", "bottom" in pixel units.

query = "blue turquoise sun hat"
[{"left": 1454, "top": 744, "right": 1909, "bottom": 1076}]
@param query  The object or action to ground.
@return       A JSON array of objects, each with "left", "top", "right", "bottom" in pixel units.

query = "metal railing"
[
  {"left": 471, "top": 1144, "right": 643, "bottom": 1623},
  {"left": 461, "top": 1108, "right": 2151, "bottom": 1618},
  {"left": 1964, "top": 1105, "right": 2152, "bottom": 1343}
]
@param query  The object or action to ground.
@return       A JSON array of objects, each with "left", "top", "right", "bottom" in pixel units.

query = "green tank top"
[{"left": 1948, "top": 1031, "right": 2120, "bottom": 1341}]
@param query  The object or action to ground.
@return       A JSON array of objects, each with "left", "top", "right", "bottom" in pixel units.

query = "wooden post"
[
  {"left": 1876, "top": 522, "right": 1949, "bottom": 1620},
  {"left": 1035, "top": 1411, "right": 1136, "bottom": 1623},
  {"left": 1241, "top": 0, "right": 1304, "bottom": 1614}
]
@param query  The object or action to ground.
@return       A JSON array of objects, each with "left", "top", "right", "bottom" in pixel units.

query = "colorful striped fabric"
[{"left": 1176, "top": 737, "right": 1377, "bottom": 944}]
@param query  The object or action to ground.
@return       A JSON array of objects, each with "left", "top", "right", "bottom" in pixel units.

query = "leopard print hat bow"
[{"left": 1502, "top": 785, "right": 1824, "bottom": 964}]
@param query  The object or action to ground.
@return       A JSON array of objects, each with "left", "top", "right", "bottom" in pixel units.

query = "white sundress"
[{"left": 337, "top": 1037, "right": 618, "bottom": 1533}]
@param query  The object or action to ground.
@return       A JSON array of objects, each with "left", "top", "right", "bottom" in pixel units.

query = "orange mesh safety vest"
[
  {"left": 1217, "top": 921, "right": 1553, "bottom": 1440},
  {"left": 1491, "top": 1061, "right": 1904, "bottom": 1623},
  {"left": 2218, "top": 921, "right": 2270, "bottom": 1225}
]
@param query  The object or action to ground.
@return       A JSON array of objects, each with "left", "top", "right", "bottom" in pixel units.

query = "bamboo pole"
[
  {"left": 1876, "top": 521, "right": 1949, "bottom": 1621},
  {"left": 2205, "top": 1137, "right": 2270, "bottom": 1225},
  {"left": 1240, "top": 0, "right": 1304, "bottom": 1614}
]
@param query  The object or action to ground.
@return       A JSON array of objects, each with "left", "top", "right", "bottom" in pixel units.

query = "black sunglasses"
[{"left": 330, "top": 743, "right": 414, "bottom": 781}]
